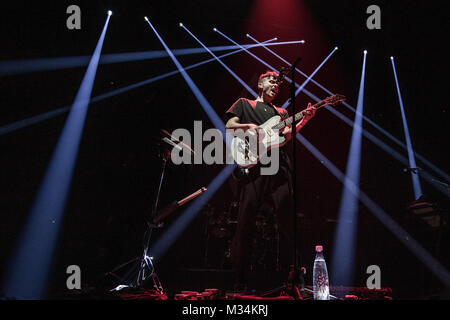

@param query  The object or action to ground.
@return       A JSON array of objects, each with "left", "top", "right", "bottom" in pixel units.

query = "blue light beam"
[
  {"left": 2, "top": 40, "right": 311, "bottom": 136},
  {"left": 2, "top": 13, "right": 111, "bottom": 300},
  {"left": 151, "top": 164, "right": 236, "bottom": 260},
  {"left": 141, "top": 19, "right": 235, "bottom": 260},
  {"left": 246, "top": 34, "right": 450, "bottom": 184},
  {"left": 391, "top": 57, "right": 423, "bottom": 200},
  {"left": 215, "top": 28, "right": 295, "bottom": 80},
  {"left": 0, "top": 43, "right": 287, "bottom": 77},
  {"left": 232, "top": 36, "right": 448, "bottom": 198},
  {"left": 148, "top": 19, "right": 245, "bottom": 136},
  {"left": 215, "top": 29, "right": 335, "bottom": 112},
  {"left": 223, "top": 33, "right": 450, "bottom": 284},
  {"left": 331, "top": 51, "right": 367, "bottom": 288},
  {"left": 297, "top": 133, "right": 450, "bottom": 287},
  {"left": 301, "top": 88, "right": 449, "bottom": 198},
  {"left": 280, "top": 47, "right": 337, "bottom": 109},
  {"left": 181, "top": 25, "right": 257, "bottom": 98},
  {"left": 216, "top": 32, "right": 441, "bottom": 200}
]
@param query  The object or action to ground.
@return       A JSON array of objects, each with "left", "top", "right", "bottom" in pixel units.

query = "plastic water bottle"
[{"left": 313, "top": 245, "right": 330, "bottom": 300}]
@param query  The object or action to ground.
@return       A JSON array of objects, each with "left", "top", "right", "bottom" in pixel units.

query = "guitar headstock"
[{"left": 323, "top": 94, "right": 346, "bottom": 106}]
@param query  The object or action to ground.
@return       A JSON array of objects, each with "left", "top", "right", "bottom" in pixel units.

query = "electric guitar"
[{"left": 230, "top": 94, "right": 346, "bottom": 168}]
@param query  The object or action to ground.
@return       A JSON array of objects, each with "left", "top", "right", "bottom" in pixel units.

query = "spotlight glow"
[
  {"left": 2, "top": 13, "right": 112, "bottom": 299},
  {"left": 390, "top": 56, "right": 394, "bottom": 60},
  {"left": 280, "top": 47, "right": 337, "bottom": 109},
  {"left": 143, "top": 17, "right": 238, "bottom": 261},
  {"left": 391, "top": 58, "right": 423, "bottom": 199},
  {"left": 145, "top": 18, "right": 226, "bottom": 135},
  {"left": 246, "top": 33, "right": 450, "bottom": 188},
  {"left": 213, "top": 27, "right": 217, "bottom": 32},
  {"left": 179, "top": 22, "right": 183, "bottom": 27},
  {"left": 297, "top": 133, "right": 450, "bottom": 287},
  {"left": 151, "top": 164, "right": 236, "bottom": 260},
  {"left": 107, "top": 10, "right": 112, "bottom": 16},
  {"left": 144, "top": 16, "right": 148, "bottom": 21},
  {"left": 322, "top": 92, "right": 450, "bottom": 198},
  {"left": 335, "top": 46, "right": 338, "bottom": 50},
  {"left": 181, "top": 24, "right": 257, "bottom": 98},
  {"left": 364, "top": 50, "right": 367, "bottom": 54},
  {"left": 0, "top": 39, "right": 291, "bottom": 135},
  {"left": 215, "top": 30, "right": 335, "bottom": 110},
  {"left": 331, "top": 50, "right": 367, "bottom": 288}
]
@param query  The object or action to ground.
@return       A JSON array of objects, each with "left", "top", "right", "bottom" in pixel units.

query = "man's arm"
[{"left": 226, "top": 116, "right": 259, "bottom": 131}]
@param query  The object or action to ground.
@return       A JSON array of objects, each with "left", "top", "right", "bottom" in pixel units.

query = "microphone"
[
  {"left": 276, "top": 67, "right": 289, "bottom": 84},
  {"left": 161, "top": 129, "right": 195, "bottom": 154},
  {"left": 276, "top": 58, "right": 301, "bottom": 83}
]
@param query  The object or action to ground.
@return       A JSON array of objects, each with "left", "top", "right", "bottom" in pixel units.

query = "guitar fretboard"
[{"left": 272, "top": 100, "right": 327, "bottom": 130}]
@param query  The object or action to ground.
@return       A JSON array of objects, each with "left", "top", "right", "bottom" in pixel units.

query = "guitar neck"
[{"left": 273, "top": 100, "right": 326, "bottom": 130}]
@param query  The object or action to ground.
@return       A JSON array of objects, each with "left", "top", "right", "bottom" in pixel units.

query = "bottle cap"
[{"left": 315, "top": 245, "right": 323, "bottom": 252}]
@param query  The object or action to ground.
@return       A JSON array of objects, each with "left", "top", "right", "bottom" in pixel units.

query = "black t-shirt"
[
  {"left": 226, "top": 98, "right": 293, "bottom": 180},
  {"left": 226, "top": 98, "right": 288, "bottom": 125}
]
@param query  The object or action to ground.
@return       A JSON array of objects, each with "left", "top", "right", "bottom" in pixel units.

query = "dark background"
[{"left": 0, "top": 0, "right": 448, "bottom": 299}]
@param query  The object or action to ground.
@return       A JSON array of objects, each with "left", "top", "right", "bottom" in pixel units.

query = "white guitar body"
[
  {"left": 229, "top": 94, "right": 346, "bottom": 168},
  {"left": 230, "top": 115, "right": 287, "bottom": 168}
]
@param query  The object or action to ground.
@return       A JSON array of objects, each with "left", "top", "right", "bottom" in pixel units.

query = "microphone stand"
[
  {"left": 288, "top": 58, "right": 304, "bottom": 297},
  {"left": 262, "top": 59, "right": 305, "bottom": 300},
  {"left": 110, "top": 144, "right": 170, "bottom": 293},
  {"left": 108, "top": 138, "right": 205, "bottom": 294},
  {"left": 133, "top": 146, "right": 170, "bottom": 291}
]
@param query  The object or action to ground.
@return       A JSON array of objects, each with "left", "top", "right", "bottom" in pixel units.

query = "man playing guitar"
[{"left": 225, "top": 70, "right": 316, "bottom": 291}]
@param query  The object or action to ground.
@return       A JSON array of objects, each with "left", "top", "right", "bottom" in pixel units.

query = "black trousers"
[{"left": 231, "top": 161, "right": 295, "bottom": 284}]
